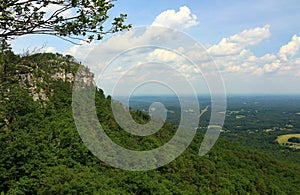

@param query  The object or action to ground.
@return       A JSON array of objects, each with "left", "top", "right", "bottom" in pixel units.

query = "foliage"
[
  {"left": 0, "top": 0, "right": 131, "bottom": 43},
  {"left": 1, "top": 52, "right": 300, "bottom": 194}
]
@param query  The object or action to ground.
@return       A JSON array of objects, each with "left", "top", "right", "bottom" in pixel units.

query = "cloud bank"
[{"left": 62, "top": 5, "right": 300, "bottom": 94}]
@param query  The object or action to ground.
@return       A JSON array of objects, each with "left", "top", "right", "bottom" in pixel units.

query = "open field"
[{"left": 277, "top": 134, "right": 300, "bottom": 149}]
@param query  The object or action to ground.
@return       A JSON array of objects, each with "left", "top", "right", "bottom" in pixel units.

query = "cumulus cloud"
[
  {"left": 65, "top": 6, "right": 199, "bottom": 61},
  {"left": 228, "top": 66, "right": 241, "bottom": 72},
  {"left": 147, "top": 48, "right": 184, "bottom": 63},
  {"left": 152, "top": 6, "right": 199, "bottom": 30},
  {"left": 61, "top": 5, "right": 300, "bottom": 94},
  {"left": 208, "top": 25, "right": 271, "bottom": 56},
  {"left": 263, "top": 60, "right": 281, "bottom": 73},
  {"left": 66, "top": 40, "right": 97, "bottom": 60},
  {"left": 209, "top": 29, "right": 300, "bottom": 77},
  {"left": 279, "top": 35, "right": 300, "bottom": 61},
  {"left": 206, "top": 25, "right": 291, "bottom": 76},
  {"left": 65, "top": 22, "right": 299, "bottom": 80}
]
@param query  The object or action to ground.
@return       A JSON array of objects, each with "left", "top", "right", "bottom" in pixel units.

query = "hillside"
[{"left": 1, "top": 52, "right": 300, "bottom": 194}]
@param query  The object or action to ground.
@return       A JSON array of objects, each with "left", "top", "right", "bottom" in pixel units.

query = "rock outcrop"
[{"left": 3, "top": 54, "right": 95, "bottom": 101}]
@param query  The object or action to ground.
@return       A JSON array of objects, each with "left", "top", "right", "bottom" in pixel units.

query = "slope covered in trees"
[{"left": 1, "top": 52, "right": 300, "bottom": 194}]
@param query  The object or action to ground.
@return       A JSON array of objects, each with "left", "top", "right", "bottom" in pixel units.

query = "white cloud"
[
  {"left": 263, "top": 60, "right": 281, "bottom": 73},
  {"left": 147, "top": 48, "right": 183, "bottom": 62},
  {"left": 66, "top": 40, "right": 96, "bottom": 60},
  {"left": 210, "top": 32, "right": 300, "bottom": 76},
  {"left": 208, "top": 25, "right": 271, "bottom": 56},
  {"left": 44, "top": 47, "right": 57, "bottom": 53},
  {"left": 279, "top": 35, "right": 300, "bottom": 61},
  {"left": 65, "top": 6, "right": 199, "bottom": 62},
  {"left": 113, "top": 66, "right": 123, "bottom": 71},
  {"left": 152, "top": 6, "right": 199, "bottom": 30},
  {"left": 252, "top": 67, "right": 264, "bottom": 76},
  {"left": 228, "top": 66, "right": 241, "bottom": 72},
  {"left": 293, "top": 58, "right": 300, "bottom": 65},
  {"left": 259, "top": 54, "right": 277, "bottom": 62},
  {"left": 206, "top": 25, "right": 300, "bottom": 76},
  {"left": 61, "top": 7, "right": 299, "bottom": 94}
]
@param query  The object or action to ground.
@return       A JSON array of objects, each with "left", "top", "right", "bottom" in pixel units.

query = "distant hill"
[{"left": 1, "top": 52, "right": 300, "bottom": 194}]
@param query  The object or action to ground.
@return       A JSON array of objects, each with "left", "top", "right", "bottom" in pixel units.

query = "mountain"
[{"left": 1, "top": 52, "right": 300, "bottom": 194}]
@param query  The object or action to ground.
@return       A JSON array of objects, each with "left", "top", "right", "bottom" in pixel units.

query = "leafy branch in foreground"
[{"left": 0, "top": 0, "right": 131, "bottom": 44}]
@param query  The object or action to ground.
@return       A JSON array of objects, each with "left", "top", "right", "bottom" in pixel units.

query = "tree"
[
  {"left": 0, "top": 0, "right": 131, "bottom": 44},
  {"left": 0, "top": 40, "right": 20, "bottom": 80}
]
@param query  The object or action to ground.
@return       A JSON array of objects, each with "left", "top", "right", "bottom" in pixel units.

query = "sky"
[{"left": 10, "top": 0, "right": 300, "bottom": 95}]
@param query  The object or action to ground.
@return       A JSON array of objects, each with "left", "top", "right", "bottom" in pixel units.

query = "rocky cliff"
[{"left": 1, "top": 53, "right": 95, "bottom": 101}]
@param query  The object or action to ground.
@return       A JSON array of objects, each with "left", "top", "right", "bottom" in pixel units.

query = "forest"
[{"left": 1, "top": 51, "right": 300, "bottom": 194}]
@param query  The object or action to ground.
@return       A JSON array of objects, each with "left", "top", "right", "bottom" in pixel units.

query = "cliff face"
[
  {"left": 0, "top": 52, "right": 96, "bottom": 132},
  {"left": 18, "top": 71, "right": 48, "bottom": 101},
  {"left": 2, "top": 53, "right": 95, "bottom": 101}
]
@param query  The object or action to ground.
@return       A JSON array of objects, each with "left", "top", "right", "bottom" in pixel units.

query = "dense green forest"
[{"left": 1, "top": 51, "right": 300, "bottom": 194}]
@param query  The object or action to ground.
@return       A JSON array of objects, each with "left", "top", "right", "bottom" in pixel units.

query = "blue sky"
[{"left": 10, "top": 0, "right": 300, "bottom": 95}]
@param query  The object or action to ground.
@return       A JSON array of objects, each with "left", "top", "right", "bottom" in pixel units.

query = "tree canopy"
[
  {"left": 1, "top": 52, "right": 300, "bottom": 194},
  {"left": 0, "top": 0, "right": 131, "bottom": 44}
]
